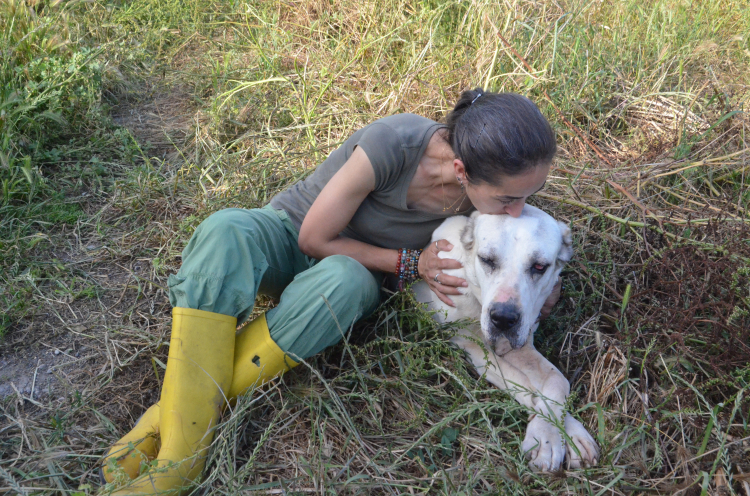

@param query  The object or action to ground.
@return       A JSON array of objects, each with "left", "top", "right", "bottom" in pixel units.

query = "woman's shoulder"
[
  {"left": 362, "top": 114, "right": 443, "bottom": 147},
  {"left": 369, "top": 113, "right": 439, "bottom": 129}
]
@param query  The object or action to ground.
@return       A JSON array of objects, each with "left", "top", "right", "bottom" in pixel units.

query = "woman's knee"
[
  {"left": 267, "top": 255, "right": 381, "bottom": 358},
  {"left": 172, "top": 209, "right": 273, "bottom": 320},
  {"left": 183, "top": 208, "right": 272, "bottom": 265},
  {"left": 317, "top": 255, "right": 368, "bottom": 281},
  {"left": 315, "top": 255, "right": 380, "bottom": 308},
  {"left": 194, "top": 209, "right": 253, "bottom": 241}
]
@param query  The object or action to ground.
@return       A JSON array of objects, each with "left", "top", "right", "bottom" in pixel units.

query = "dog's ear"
[
  {"left": 557, "top": 220, "right": 573, "bottom": 264},
  {"left": 460, "top": 211, "right": 480, "bottom": 251}
]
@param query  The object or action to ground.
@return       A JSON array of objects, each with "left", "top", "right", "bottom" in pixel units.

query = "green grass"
[{"left": 1, "top": 0, "right": 749, "bottom": 494}]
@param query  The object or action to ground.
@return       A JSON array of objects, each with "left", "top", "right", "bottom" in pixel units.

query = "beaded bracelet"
[{"left": 396, "top": 248, "right": 423, "bottom": 290}]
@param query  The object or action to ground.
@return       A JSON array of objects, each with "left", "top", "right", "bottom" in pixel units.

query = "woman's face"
[{"left": 456, "top": 161, "right": 551, "bottom": 217}]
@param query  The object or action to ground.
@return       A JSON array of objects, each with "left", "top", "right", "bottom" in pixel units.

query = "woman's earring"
[{"left": 456, "top": 176, "right": 464, "bottom": 189}]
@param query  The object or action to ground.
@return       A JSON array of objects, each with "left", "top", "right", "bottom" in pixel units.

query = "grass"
[{"left": 1, "top": 0, "right": 749, "bottom": 494}]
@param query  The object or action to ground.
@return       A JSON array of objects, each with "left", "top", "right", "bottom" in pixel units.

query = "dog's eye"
[
  {"left": 479, "top": 256, "right": 496, "bottom": 270},
  {"left": 531, "top": 263, "right": 549, "bottom": 275}
]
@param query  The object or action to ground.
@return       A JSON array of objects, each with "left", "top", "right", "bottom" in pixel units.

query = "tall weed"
[{"left": 0, "top": 0, "right": 104, "bottom": 205}]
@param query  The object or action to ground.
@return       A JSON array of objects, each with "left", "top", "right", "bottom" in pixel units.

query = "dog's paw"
[
  {"left": 564, "top": 415, "right": 599, "bottom": 468},
  {"left": 521, "top": 415, "right": 565, "bottom": 472}
]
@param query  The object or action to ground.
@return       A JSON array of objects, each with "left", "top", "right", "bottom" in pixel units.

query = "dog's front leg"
[
  {"left": 452, "top": 333, "right": 598, "bottom": 470},
  {"left": 500, "top": 345, "right": 568, "bottom": 471},
  {"left": 502, "top": 345, "right": 599, "bottom": 470},
  {"left": 452, "top": 332, "right": 566, "bottom": 471},
  {"left": 451, "top": 330, "right": 538, "bottom": 409}
]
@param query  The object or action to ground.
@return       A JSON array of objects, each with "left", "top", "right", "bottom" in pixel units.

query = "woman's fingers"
[
  {"left": 432, "top": 287, "right": 455, "bottom": 307},
  {"left": 433, "top": 239, "right": 463, "bottom": 276},
  {"left": 422, "top": 239, "right": 465, "bottom": 307},
  {"left": 433, "top": 273, "right": 466, "bottom": 291},
  {"left": 434, "top": 239, "right": 454, "bottom": 253},
  {"left": 419, "top": 243, "right": 443, "bottom": 280},
  {"left": 420, "top": 239, "right": 461, "bottom": 280},
  {"left": 429, "top": 275, "right": 463, "bottom": 307},
  {"left": 439, "top": 257, "right": 463, "bottom": 271}
]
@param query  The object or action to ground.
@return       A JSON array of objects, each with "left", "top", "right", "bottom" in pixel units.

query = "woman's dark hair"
[{"left": 445, "top": 88, "right": 556, "bottom": 184}]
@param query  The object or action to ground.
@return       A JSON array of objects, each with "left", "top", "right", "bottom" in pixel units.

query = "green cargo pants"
[{"left": 167, "top": 205, "right": 382, "bottom": 360}]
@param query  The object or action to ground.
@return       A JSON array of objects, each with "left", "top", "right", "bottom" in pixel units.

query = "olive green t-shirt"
[{"left": 270, "top": 113, "right": 473, "bottom": 250}]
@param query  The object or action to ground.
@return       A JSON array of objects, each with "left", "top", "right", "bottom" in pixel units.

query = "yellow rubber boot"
[
  {"left": 103, "top": 313, "right": 296, "bottom": 491},
  {"left": 228, "top": 313, "right": 298, "bottom": 399},
  {"left": 111, "top": 308, "right": 236, "bottom": 495},
  {"left": 101, "top": 404, "right": 160, "bottom": 483}
]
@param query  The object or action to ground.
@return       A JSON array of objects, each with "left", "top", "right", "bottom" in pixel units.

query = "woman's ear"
[{"left": 453, "top": 158, "right": 467, "bottom": 184}]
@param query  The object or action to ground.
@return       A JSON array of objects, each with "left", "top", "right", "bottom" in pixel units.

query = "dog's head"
[{"left": 460, "top": 205, "right": 573, "bottom": 352}]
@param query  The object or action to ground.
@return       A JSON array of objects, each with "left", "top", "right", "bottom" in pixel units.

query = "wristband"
[{"left": 396, "top": 248, "right": 422, "bottom": 290}]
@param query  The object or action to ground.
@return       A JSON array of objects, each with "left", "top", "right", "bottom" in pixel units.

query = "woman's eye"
[{"left": 531, "top": 263, "right": 548, "bottom": 274}]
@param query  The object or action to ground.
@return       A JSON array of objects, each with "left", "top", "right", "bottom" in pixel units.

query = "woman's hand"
[
  {"left": 418, "top": 239, "right": 467, "bottom": 307},
  {"left": 540, "top": 276, "right": 562, "bottom": 320}
]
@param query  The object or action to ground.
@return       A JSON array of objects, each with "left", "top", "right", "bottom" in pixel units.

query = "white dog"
[{"left": 413, "top": 205, "right": 599, "bottom": 471}]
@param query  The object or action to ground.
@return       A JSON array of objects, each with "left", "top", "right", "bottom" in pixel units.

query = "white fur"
[{"left": 413, "top": 205, "right": 599, "bottom": 471}]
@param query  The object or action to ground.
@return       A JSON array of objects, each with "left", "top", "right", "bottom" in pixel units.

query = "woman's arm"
[
  {"left": 298, "top": 146, "right": 465, "bottom": 305},
  {"left": 298, "top": 146, "right": 398, "bottom": 273}
]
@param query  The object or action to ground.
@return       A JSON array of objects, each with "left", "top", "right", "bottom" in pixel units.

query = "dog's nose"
[{"left": 489, "top": 303, "right": 520, "bottom": 331}]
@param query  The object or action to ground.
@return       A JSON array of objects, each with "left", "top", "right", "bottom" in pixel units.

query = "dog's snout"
[{"left": 489, "top": 303, "right": 520, "bottom": 331}]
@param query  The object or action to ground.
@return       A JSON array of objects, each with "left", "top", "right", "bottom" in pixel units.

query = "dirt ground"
[{"left": 1, "top": 92, "right": 190, "bottom": 444}]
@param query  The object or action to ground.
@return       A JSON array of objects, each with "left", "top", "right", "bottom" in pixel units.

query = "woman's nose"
[{"left": 505, "top": 202, "right": 525, "bottom": 218}]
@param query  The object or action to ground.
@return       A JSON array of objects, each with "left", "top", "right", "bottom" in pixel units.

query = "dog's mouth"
[
  {"left": 487, "top": 328, "right": 527, "bottom": 352},
  {"left": 486, "top": 336, "right": 513, "bottom": 356}
]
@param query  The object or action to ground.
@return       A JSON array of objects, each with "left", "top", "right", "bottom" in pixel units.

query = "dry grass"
[{"left": 1, "top": 0, "right": 750, "bottom": 494}]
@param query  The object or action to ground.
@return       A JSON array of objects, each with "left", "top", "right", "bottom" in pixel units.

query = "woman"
[{"left": 101, "top": 89, "right": 559, "bottom": 494}]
